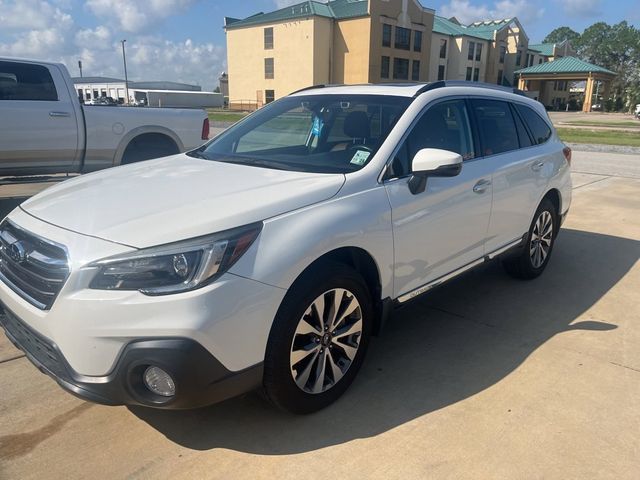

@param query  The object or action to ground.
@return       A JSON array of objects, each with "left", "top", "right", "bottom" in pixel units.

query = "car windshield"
[{"left": 188, "top": 94, "right": 412, "bottom": 174}]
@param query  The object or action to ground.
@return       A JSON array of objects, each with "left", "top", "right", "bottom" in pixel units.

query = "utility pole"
[{"left": 121, "top": 39, "right": 129, "bottom": 105}]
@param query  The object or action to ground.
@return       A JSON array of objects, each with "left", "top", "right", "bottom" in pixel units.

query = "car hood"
[{"left": 21, "top": 154, "right": 345, "bottom": 248}]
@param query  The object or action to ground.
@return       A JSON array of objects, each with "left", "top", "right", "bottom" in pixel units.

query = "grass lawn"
[
  {"left": 557, "top": 128, "right": 640, "bottom": 147},
  {"left": 207, "top": 110, "right": 249, "bottom": 123},
  {"left": 561, "top": 120, "right": 640, "bottom": 128}
]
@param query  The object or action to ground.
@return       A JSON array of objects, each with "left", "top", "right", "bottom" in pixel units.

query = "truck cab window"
[{"left": 0, "top": 61, "right": 58, "bottom": 101}]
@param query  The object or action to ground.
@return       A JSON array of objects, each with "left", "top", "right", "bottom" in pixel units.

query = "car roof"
[
  {"left": 290, "top": 81, "right": 529, "bottom": 98},
  {"left": 289, "top": 81, "right": 546, "bottom": 116}
]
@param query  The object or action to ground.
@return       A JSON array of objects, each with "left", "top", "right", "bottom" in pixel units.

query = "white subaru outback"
[{"left": 0, "top": 82, "right": 571, "bottom": 413}]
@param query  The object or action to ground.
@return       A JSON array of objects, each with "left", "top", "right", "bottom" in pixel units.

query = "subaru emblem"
[{"left": 7, "top": 241, "right": 26, "bottom": 264}]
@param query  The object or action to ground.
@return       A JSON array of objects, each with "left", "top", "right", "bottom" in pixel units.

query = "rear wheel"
[
  {"left": 263, "top": 263, "right": 372, "bottom": 414},
  {"left": 121, "top": 134, "right": 179, "bottom": 164},
  {"left": 503, "top": 198, "right": 558, "bottom": 279}
]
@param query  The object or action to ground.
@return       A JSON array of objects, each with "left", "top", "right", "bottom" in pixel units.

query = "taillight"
[
  {"left": 201, "top": 118, "right": 210, "bottom": 140},
  {"left": 562, "top": 146, "right": 572, "bottom": 166}
]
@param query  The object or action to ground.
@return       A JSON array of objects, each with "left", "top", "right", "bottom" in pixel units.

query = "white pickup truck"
[{"left": 0, "top": 57, "right": 209, "bottom": 176}]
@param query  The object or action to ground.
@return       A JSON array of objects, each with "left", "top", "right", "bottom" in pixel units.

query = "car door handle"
[
  {"left": 473, "top": 179, "right": 491, "bottom": 194},
  {"left": 49, "top": 111, "right": 70, "bottom": 117},
  {"left": 531, "top": 161, "right": 545, "bottom": 172}
]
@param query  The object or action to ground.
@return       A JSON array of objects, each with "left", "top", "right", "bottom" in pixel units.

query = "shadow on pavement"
[{"left": 131, "top": 228, "right": 638, "bottom": 454}]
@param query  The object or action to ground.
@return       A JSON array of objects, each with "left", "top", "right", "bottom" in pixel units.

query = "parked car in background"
[
  {"left": 634, "top": 104, "right": 640, "bottom": 119},
  {"left": 88, "top": 96, "right": 118, "bottom": 106},
  {"left": 591, "top": 103, "right": 603, "bottom": 111},
  {"left": 0, "top": 57, "right": 210, "bottom": 175},
  {"left": 0, "top": 82, "right": 571, "bottom": 414}
]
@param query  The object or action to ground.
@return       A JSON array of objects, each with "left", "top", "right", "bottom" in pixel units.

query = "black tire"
[
  {"left": 263, "top": 262, "right": 373, "bottom": 414},
  {"left": 503, "top": 198, "right": 558, "bottom": 280}
]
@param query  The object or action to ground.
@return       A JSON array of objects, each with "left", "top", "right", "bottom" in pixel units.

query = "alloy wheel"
[
  {"left": 530, "top": 210, "right": 553, "bottom": 268},
  {"left": 289, "top": 288, "right": 363, "bottom": 394}
]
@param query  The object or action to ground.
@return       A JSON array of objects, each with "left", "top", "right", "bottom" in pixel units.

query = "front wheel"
[
  {"left": 503, "top": 198, "right": 558, "bottom": 279},
  {"left": 263, "top": 263, "right": 372, "bottom": 414}
]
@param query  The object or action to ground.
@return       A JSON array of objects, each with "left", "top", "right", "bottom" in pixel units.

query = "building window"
[
  {"left": 395, "top": 27, "right": 411, "bottom": 50},
  {"left": 412, "top": 60, "right": 420, "bottom": 81},
  {"left": 473, "top": 67, "right": 479, "bottom": 81},
  {"left": 466, "top": 67, "right": 472, "bottom": 81},
  {"left": 265, "top": 89, "right": 275, "bottom": 103},
  {"left": 439, "top": 39, "right": 447, "bottom": 59},
  {"left": 468, "top": 41, "right": 475, "bottom": 61},
  {"left": 499, "top": 46, "right": 506, "bottom": 63},
  {"left": 497, "top": 69, "right": 503, "bottom": 85},
  {"left": 413, "top": 30, "right": 422, "bottom": 52},
  {"left": 393, "top": 58, "right": 409, "bottom": 80},
  {"left": 438, "top": 64, "right": 445, "bottom": 81},
  {"left": 382, "top": 24, "right": 392, "bottom": 47},
  {"left": 529, "top": 55, "right": 534, "bottom": 66},
  {"left": 475, "top": 43, "right": 482, "bottom": 61},
  {"left": 525, "top": 53, "right": 530, "bottom": 66},
  {"left": 381, "top": 56, "right": 390, "bottom": 78},
  {"left": 516, "top": 50, "right": 522, "bottom": 66},
  {"left": 264, "top": 27, "right": 273, "bottom": 49},
  {"left": 264, "top": 58, "right": 274, "bottom": 79},
  {"left": 539, "top": 58, "right": 543, "bottom": 64}
]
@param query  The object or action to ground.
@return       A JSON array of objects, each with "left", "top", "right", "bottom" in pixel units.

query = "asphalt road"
[{"left": 0, "top": 150, "right": 639, "bottom": 479}]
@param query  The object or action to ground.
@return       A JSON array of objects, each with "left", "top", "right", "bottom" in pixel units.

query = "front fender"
[{"left": 229, "top": 186, "right": 395, "bottom": 299}]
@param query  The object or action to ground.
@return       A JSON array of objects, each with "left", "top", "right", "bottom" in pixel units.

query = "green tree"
[
  {"left": 576, "top": 21, "right": 640, "bottom": 111},
  {"left": 542, "top": 26, "right": 580, "bottom": 44}
]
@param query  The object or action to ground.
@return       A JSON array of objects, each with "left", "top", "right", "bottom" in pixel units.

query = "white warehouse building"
[{"left": 72, "top": 77, "right": 223, "bottom": 108}]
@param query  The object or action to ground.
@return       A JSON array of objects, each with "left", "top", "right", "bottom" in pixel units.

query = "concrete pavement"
[{"left": 0, "top": 151, "right": 639, "bottom": 479}]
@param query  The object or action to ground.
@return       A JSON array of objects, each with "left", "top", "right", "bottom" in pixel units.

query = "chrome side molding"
[{"left": 396, "top": 236, "right": 524, "bottom": 303}]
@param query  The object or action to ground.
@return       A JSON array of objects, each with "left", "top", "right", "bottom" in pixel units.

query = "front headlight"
[{"left": 89, "top": 223, "right": 262, "bottom": 295}]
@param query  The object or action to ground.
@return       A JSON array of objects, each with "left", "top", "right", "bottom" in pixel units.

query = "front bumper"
[{"left": 0, "top": 304, "right": 263, "bottom": 409}]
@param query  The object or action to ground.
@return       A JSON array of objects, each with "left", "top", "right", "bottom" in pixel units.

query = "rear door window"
[
  {"left": 515, "top": 104, "right": 552, "bottom": 144},
  {"left": 471, "top": 99, "right": 519, "bottom": 156},
  {"left": 0, "top": 61, "right": 58, "bottom": 101}
]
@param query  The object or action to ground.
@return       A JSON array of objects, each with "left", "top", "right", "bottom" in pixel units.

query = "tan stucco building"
[
  {"left": 224, "top": 0, "right": 581, "bottom": 110},
  {"left": 224, "top": 0, "right": 435, "bottom": 109}
]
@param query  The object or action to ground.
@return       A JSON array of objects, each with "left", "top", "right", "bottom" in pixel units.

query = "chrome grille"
[{"left": 0, "top": 220, "right": 69, "bottom": 310}]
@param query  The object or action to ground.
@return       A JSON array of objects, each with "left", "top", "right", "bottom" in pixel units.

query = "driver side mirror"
[{"left": 408, "top": 148, "right": 463, "bottom": 194}]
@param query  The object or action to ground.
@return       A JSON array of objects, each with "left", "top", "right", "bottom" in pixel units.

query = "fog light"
[{"left": 143, "top": 366, "right": 175, "bottom": 397}]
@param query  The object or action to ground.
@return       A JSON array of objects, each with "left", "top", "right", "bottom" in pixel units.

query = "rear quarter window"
[
  {"left": 0, "top": 61, "right": 58, "bottom": 101},
  {"left": 515, "top": 104, "right": 552, "bottom": 144}
]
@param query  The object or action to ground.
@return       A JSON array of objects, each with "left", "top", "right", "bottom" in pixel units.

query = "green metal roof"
[
  {"left": 528, "top": 43, "right": 555, "bottom": 56},
  {"left": 515, "top": 56, "right": 616, "bottom": 76},
  {"left": 432, "top": 16, "right": 492, "bottom": 40},
  {"left": 225, "top": 0, "right": 368, "bottom": 29},
  {"left": 464, "top": 18, "right": 512, "bottom": 39}
]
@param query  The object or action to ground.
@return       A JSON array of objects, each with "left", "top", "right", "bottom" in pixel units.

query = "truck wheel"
[
  {"left": 263, "top": 262, "right": 373, "bottom": 414},
  {"left": 503, "top": 198, "right": 558, "bottom": 280},
  {"left": 121, "top": 134, "right": 179, "bottom": 164}
]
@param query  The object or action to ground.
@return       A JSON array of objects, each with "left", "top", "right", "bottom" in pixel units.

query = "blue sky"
[{"left": 0, "top": 0, "right": 636, "bottom": 90}]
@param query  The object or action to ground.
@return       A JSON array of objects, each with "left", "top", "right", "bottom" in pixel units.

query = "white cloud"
[
  {"left": 0, "top": 0, "right": 72, "bottom": 30},
  {"left": 0, "top": 28, "right": 68, "bottom": 58},
  {"left": 440, "top": 0, "right": 544, "bottom": 25},
  {"left": 75, "top": 26, "right": 112, "bottom": 47},
  {"left": 85, "top": 0, "right": 196, "bottom": 33},
  {"left": 0, "top": 0, "right": 225, "bottom": 90}
]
